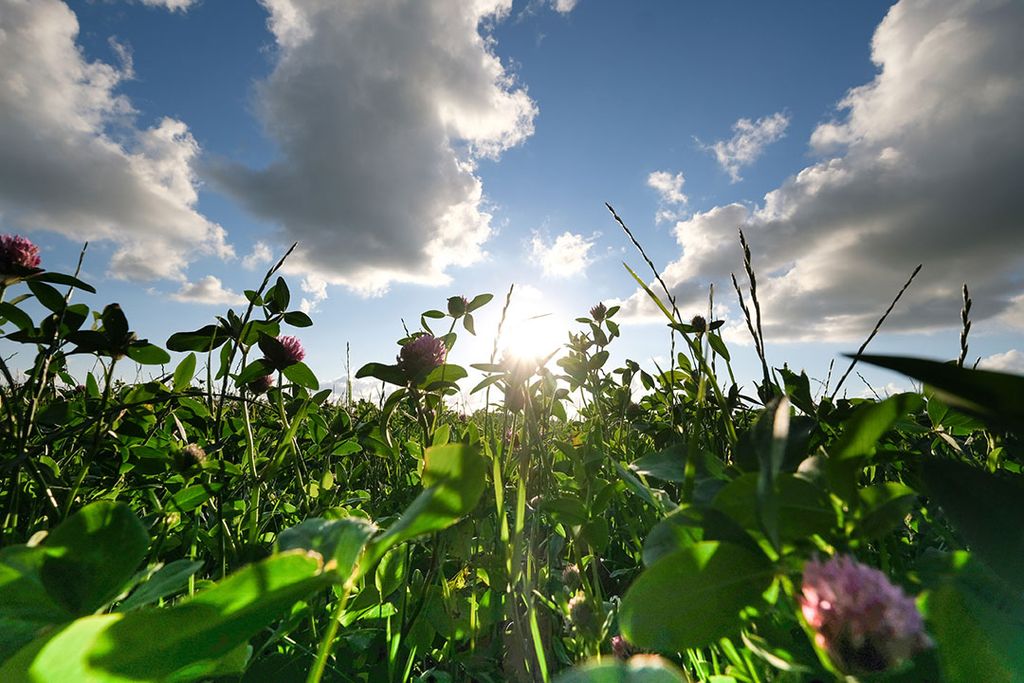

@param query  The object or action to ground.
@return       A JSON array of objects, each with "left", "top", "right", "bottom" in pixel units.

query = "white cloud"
[
  {"left": 171, "top": 276, "right": 245, "bottom": 305},
  {"left": 552, "top": 0, "right": 579, "bottom": 13},
  {"left": 530, "top": 231, "right": 595, "bottom": 278},
  {"left": 978, "top": 349, "right": 1024, "bottom": 374},
  {"left": 621, "top": 0, "right": 1024, "bottom": 341},
  {"left": 703, "top": 112, "right": 790, "bottom": 182},
  {"left": 139, "top": 0, "right": 198, "bottom": 10},
  {"left": 0, "top": 0, "right": 231, "bottom": 280},
  {"left": 213, "top": 0, "right": 536, "bottom": 296},
  {"left": 299, "top": 274, "right": 327, "bottom": 314},
  {"left": 241, "top": 241, "right": 274, "bottom": 271},
  {"left": 647, "top": 170, "right": 688, "bottom": 223}
]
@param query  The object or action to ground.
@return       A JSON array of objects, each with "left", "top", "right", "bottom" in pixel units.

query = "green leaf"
[
  {"left": 166, "top": 325, "right": 227, "bottom": 353},
  {"left": 117, "top": 560, "right": 204, "bottom": 612},
  {"left": 1, "top": 552, "right": 330, "bottom": 682},
  {"left": 554, "top": 655, "right": 691, "bottom": 682},
  {"left": 831, "top": 393, "right": 923, "bottom": 460},
  {"left": 857, "top": 483, "right": 917, "bottom": 540},
  {"left": 40, "top": 501, "right": 149, "bottom": 616},
  {"left": 29, "top": 272, "right": 96, "bottom": 293},
  {"left": 283, "top": 310, "right": 313, "bottom": 328},
  {"left": 0, "top": 302, "right": 33, "bottom": 332},
  {"left": 364, "top": 443, "right": 486, "bottom": 568},
  {"left": 466, "top": 293, "right": 493, "bottom": 312},
  {"left": 619, "top": 541, "right": 774, "bottom": 651},
  {"left": 168, "top": 483, "right": 223, "bottom": 513},
  {"left": 630, "top": 444, "right": 687, "bottom": 482},
  {"left": 277, "top": 517, "right": 377, "bottom": 585},
  {"left": 125, "top": 342, "right": 170, "bottom": 366},
  {"left": 420, "top": 363, "right": 468, "bottom": 391},
  {"left": 777, "top": 366, "right": 815, "bottom": 415},
  {"left": 272, "top": 276, "right": 290, "bottom": 311},
  {"left": 235, "top": 359, "right": 271, "bottom": 386},
  {"left": 0, "top": 545, "right": 73, "bottom": 662},
  {"left": 922, "top": 458, "right": 1024, "bottom": 592},
  {"left": 282, "top": 361, "right": 319, "bottom": 390},
  {"left": 856, "top": 354, "right": 1024, "bottom": 430},
  {"left": 922, "top": 555, "right": 1024, "bottom": 683},
  {"left": 172, "top": 353, "right": 196, "bottom": 391},
  {"left": 355, "top": 361, "right": 406, "bottom": 387},
  {"left": 27, "top": 281, "right": 66, "bottom": 313},
  {"left": 707, "top": 333, "right": 730, "bottom": 362},
  {"left": 623, "top": 263, "right": 675, "bottom": 324},
  {"left": 712, "top": 473, "right": 835, "bottom": 544}
]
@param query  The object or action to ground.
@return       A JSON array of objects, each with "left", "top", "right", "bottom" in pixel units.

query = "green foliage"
[{"left": 1, "top": 246, "right": 1021, "bottom": 682}]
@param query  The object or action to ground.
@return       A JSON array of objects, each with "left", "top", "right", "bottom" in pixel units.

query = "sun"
[{"left": 498, "top": 312, "right": 568, "bottom": 367}]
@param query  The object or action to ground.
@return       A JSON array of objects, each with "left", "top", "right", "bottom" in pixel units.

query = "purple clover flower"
[
  {"left": 0, "top": 234, "right": 41, "bottom": 280},
  {"left": 398, "top": 334, "right": 446, "bottom": 381},
  {"left": 589, "top": 302, "right": 607, "bottom": 322},
  {"left": 263, "top": 335, "right": 305, "bottom": 371},
  {"left": 247, "top": 374, "right": 274, "bottom": 395},
  {"left": 800, "top": 555, "right": 931, "bottom": 674}
]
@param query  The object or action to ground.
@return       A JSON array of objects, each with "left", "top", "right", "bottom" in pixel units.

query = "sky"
[{"left": 1, "top": 0, "right": 1022, "bottom": 403}]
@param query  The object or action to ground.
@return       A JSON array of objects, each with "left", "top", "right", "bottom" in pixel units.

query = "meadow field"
[{"left": 0, "top": 234, "right": 1022, "bottom": 682}]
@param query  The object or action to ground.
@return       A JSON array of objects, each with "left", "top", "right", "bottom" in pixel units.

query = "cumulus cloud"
[
  {"left": 530, "top": 231, "right": 595, "bottom": 278},
  {"left": 212, "top": 0, "right": 536, "bottom": 296},
  {"left": 552, "top": 0, "right": 580, "bottom": 13},
  {"left": 171, "top": 276, "right": 245, "bottom": 305},
  {"left": 647, "top": 170, "right": 688, "bottom": 223},
  {"left": 0, "top": 0, "right": 232, "bottom": 280},
  {"left": 139, "top": 0, "right": 198, "bottom": 10},
  {"left": 621, "top": 0, "right": 1024, "bottom": 341},
  {"left": 241, "top": 241, "right": 274, "bottom": 271},
  {"left": 978, "top": 349, "right": 1024, "bottom": 374},
  {"left": 702, "top": 112, "right": 790, "bottom": 182}
]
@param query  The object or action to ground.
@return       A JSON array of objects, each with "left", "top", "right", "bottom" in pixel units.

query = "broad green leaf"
[
  {"left": 0, "top": 546, "right": 72, "bottom": 662},
  {"left": 125, "top": 342, "right": 170, "bottom": 366},
  {"left": 466, "top": 293, "right": 493, "bottom": 312},
  {"left": 355, "top": 361, "right": 406, "bottom": 387},
  {"left": 27, "top": 281, "right": 65, "bottom": 313},
  {"left": 922, "top": 458, "right": 1024, "bottom": 592},
  {"left": 620, "top": 541, "right": 773, "bottom": 651},
  {"left": 235, "top": 359, "right": 271, "bottom": 385},
  {"left": 282, "top": 361, "right": 319, "bottom": 390},
  {"left": 168, "top": 483, "right": 222, "bottom": 513},
  {"left": 1, "top": 552, "right": 329, "bottom": 682},
  {"left": 29, "top": 272, "right": 96, "bottom": 293},
  {"left": 856, "top": 354, "right": 1024, "bottom": 430},
  {"left": 172, "top": 353, "right": 196, "bottom": 391},
  {"left": 166, "top": 325, "right": 227, "bottom": 353},
  {"left": 0, "top": 302, "right": 33, "bottom": 332},
  {"left": 922, "top": 555, "right": 1024, "bottom": 683},
  {"left": 364, "top": 443, "right": 486, "bottom": 568},
  {"left": 554, "top": 655, "right": 690, "bottom": 682},
  {"left": 830, "top": 393, "right": 923, "bottom": 460},
  {"left": 283, "top": 311, "right": 313, "bottom": 327},
  {"left": 712, "top": 473, "right": 835, "bottom": 544},
  {"left": 630, "top": 444, "right": 686, "bottom": 482},
  {"left": 707, "top": 333, "right": 730, "bottom": 362},
  {"left": 117, "top": 560, "right": 203, "bottom": 612},
  {"left": 277, "top": 517, "right": 376, "bottom": 585},
  {"left": 41, "top": 501, "right": 149, "bottom": 616},
  {"left": 857, "top": 483, "right": 917, "bottom": 540}
]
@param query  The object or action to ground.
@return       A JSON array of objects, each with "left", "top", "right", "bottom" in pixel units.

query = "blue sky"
[{"left": 2, "top": 0, "right": 1022, "bottom": 400}]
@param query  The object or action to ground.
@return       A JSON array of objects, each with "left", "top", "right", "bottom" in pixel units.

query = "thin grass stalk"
[{"left": 831, "top": 264, "right": 923, "bottom": 399}]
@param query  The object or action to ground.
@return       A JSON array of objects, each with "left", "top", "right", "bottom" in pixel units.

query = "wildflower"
[
  {"left": 398, "top": 334, "right": 446, "bottom": 382},
  {"left": 589, "top": 302, "right": 607, "bottom": 322},
  {"left": 610, "top": 634, "right": 636, "bottom": 660},
  {"left": 247, "top": 374, "right": 274, "bottom": 395},
  {"left": 175, "top": 443, "right": 207, "bottom": 470},
  {"left": 567, "top": 591, "right": 599, "bottom": 637},
  {"left": 689, "top": 315, "right": 707, "bottom": 335},
  {"left": 561, "top": 563, "right": 582, "bottom": 590},
  {"left": 0, "top": 234, "right": 42, "bottom": 282},
  {"left": 262, "top": 335, "right": 305, "bottom": 371},
  {"left": 447, "top": 295, "right": 469, "bottom": 317},
  {"left": 800, "top": 555, "right": 931, "bottom": 674}
]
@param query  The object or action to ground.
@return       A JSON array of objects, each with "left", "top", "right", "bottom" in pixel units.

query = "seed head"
[
  {"left": 800, "top": 555, "right": 931, "bottom": 674},
  {"left": 175, "top": 443, "right": 207, "bottom": 470},
  {"left": 589, "top": 302, "right": 607, "bottom": 322},
  {"left": 567, "top": 591, "right": 599, "bottom": 637},
  {"left": 398, "top": 334, "right": 446, "bottom": 381},
  {"left": 263, "top": 335, "right": 305, "bottom": 371},
  {"left": 0, "top": 234, "right": 41, "bottom": 281}
]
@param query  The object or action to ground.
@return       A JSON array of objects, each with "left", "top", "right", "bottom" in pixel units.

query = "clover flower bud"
[
  {"left": 567, "top": 591, "right": 599, "bottom": 637},
  {"left": 800, "top": 555, "right": 932, "bottom": 674},
  {"left": 610, "top": 635, "right": 636, "bottom": 660},
  {"left": 561, "top": 563, "right": 582, "bottom": 590},
  {"left": 0, "top": 234, "right": 42, "bottom": 282},
  {"left": 247, "top": 374, "right": 274, "bottom": 395},
  {"left": 589, "top": 302, "right": 607, "bottom": 322},
  {"left": 690, "top": 315, "right": 707, "bottom": 334},
  {"left": 175, "top": 443, "right": 207, "bottom": 471},
  {"left": 398, "top": 334, "right": 446, "bottom": 381},
  {"left": 263, "top": 335, "right": 305, "bottom": 371},
  {"left": 448, "top": 295, "right": 469, "bottom": 317}
]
